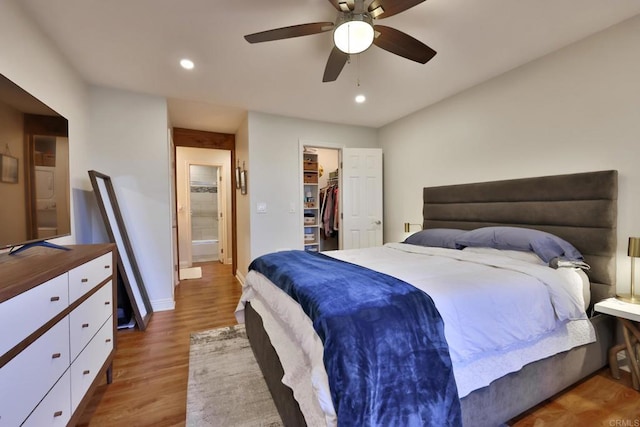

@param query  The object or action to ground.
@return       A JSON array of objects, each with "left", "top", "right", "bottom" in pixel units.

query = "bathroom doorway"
[{"left": 176, "top": 146, "right": 232, "bottom": 271}]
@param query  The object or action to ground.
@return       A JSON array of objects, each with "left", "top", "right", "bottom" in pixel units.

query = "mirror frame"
[{"left": 89, "top": 170, "right": 153, "bottom": 330}]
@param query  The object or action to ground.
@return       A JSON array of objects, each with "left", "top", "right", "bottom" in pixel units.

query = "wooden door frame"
[{"left": 172, "top": 128, "right": 237, "bottom": 275}]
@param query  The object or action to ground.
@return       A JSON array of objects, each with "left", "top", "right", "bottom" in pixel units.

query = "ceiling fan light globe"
[{"left": 333, "top": 19, "right": 374, "bottom": 54}]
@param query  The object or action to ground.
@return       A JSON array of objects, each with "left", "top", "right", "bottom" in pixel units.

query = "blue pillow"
[
  {"left": 454, "top": 226, "right": 583, "bottom": 263},
  {"left": 404, "top": 228, "right": 466, "bottom": 249}
]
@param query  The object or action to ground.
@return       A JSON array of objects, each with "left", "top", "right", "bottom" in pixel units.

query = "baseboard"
[
  {"left": 235, "top": 270, "right": 246, "bottom": 286},
  {"left": 152, "top": 297, "right": 176, "bottom": 312}
]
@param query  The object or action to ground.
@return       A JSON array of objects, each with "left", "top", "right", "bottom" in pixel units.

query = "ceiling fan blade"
[
  {"left": 244, "top": 22, "right": 334, "bottom": 44},
  {"left": 368, "top": 0, "right": 425, "bottom": 19},
  {"left": 323, "top": 47, "right": 349, "bottom": 82},
  {"left": 326, "top": 0, "right": 355, "bottom": 12},
  {"left": 373, "top": 25, "right": 436, "bottom": 64}
]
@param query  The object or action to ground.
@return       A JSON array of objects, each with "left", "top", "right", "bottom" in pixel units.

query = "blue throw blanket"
[{"left": 249, "top": 250, "right": 461, "bottom": 426}]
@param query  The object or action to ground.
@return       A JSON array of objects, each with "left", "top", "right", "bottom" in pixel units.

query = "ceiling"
[{"left": 19, "top": 0, "right": 640, "bottom": 133}]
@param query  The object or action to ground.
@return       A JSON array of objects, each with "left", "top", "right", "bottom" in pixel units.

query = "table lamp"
[
  {"left": 404, "top": 222, "right": 422, "bottom": 233},
  {"left": 618, "top": 237, "right": 640, "bottom": 304}
]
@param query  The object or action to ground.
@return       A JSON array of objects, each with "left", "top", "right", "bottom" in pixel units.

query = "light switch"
[
  {"left": 289, "top": 202, "right": 296, "bottom": 213},
  {"left": 257, "top": 202, "right": 267, "bottom": 213}
]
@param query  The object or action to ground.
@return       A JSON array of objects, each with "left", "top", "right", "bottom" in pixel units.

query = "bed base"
[
  {"left": 246, "top": 302, "right": 614, "bottom": 426},
  {"left": 245, "top": 302, "right": 307, "bottom": 426}
]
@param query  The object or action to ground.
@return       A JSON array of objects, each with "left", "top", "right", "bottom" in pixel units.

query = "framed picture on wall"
[{"left": 0, "top": 154, "right": 18, "bottom": 184}]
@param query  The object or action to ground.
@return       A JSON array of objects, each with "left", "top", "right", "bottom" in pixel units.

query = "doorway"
[
  {"left": 173, "top": 128, "right": 236, "bottom": 280},
  {"left": 314, "top": 146, "right": 341, "bottom": 251},
  {"left": 301, "top": 142, "right": 383, "bottom": 252},
  {"left": 176, "top": 147, "right": 231, "bottom": 269}
]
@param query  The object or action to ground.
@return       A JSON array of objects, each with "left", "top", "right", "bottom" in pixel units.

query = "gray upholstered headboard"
[{"left": 422, "top": 170, "right": 618, "bottom": 305}]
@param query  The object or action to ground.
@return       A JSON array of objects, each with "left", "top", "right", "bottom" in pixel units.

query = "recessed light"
[
  {"left": 180, "top": 59, "right": 195, "bottom": 70},
  {"left": 355, "top": 94, "right": 366, "bottom": 103}
]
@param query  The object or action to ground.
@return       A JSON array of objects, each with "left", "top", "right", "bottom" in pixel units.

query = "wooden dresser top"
[{"left": 0, "top": 244, "right": 115, "bottom": 303}]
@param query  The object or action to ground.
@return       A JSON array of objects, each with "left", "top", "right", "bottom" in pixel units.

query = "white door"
[{"left": 341, "top": 148, "right": 383, "bottom": 249}]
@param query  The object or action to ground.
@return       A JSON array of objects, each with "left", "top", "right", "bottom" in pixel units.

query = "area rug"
[{"left": 186, "top": 324, "right": 283, "bottom": 427}]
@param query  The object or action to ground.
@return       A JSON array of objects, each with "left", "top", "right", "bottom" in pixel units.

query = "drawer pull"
[
  {"left": 82, "top": 323, "right": 89, "bottom": 328},
  {"left": 106, "top": 338, "right": 112, "bottom": 343},
  {"left": 83, "top": 370, "right": 90, "bottom": 375},
  {"left": 52, "top": 353, "right": 61, "bottom": 359},
  {"left": 81, "top": 278, "right": 89, "bottom": 283},
  {"left": 50, "top": 296, "right": 60, "bottom": 302},
  {"left": 54, "top": 411, "right": 63, "bottom": 417},
  {"left": 105, "top": 301, "right": 111, "bottom": 305},
  {"left": 105, "top": 265, "right": 110, "bottom": 269}
]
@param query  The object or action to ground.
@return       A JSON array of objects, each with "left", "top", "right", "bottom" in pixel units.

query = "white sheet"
[{"left": 235, "top": 244, "right": 596, "bottom": 426}]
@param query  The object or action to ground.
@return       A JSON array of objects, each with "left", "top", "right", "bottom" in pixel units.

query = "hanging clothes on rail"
[{"left": 320, "top": 181, "right": 339, "bottom": 239}]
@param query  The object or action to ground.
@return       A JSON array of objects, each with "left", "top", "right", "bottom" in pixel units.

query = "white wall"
[
  {"left": 239, "top": 111, "right": 378, "bottom": 275},
  {"left": 0, "top": 0, "right": 89, "bottom": 247},
  {"left": 235, "top": 115, "right": 250, "bottom": 280},
  {"left": 316, "top": 147, "right": 340, "bottom": 189},
  {"left": 380, "top": 15, "right": 640, "bottom": 295},
  {"left": 87, "top": 85, "right": 174, "bottom": 311}
]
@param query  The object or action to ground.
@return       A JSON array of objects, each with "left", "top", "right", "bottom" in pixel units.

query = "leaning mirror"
[{"left": 89, "top": 170, "right": 153, "bottom": 330}]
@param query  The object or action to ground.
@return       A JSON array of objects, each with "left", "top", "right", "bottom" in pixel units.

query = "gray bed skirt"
[{"left": 245, "top": 302, "right": 614, "bottom": 426}]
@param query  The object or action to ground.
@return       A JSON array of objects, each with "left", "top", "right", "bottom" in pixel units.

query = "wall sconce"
[
  {"left": 618, "top": 237, "right": 640, "bottom": 304},
  {"left": 240, "top": 161, "right": 247, "bottom": 195},
  {"left": 404, "top": 222, "right": 423, "bottom": 233},
  {"left": 235, "top": 160, "right": 241, "bottom": 189}
]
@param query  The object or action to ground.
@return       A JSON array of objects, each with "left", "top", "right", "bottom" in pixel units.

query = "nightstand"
[{"left": 594, "top": 298, "right": 640, "bottom": 390}]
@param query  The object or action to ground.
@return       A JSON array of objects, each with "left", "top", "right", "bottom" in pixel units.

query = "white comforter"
[{"left": 236, "top": 243, "right": 596, "bottom": 426}]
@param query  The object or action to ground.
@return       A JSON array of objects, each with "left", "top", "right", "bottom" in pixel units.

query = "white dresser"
[{"left": 0, "top": 244, "right": 117, "bottom": 426}]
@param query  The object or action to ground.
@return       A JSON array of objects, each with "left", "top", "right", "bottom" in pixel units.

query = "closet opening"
[
  {"left": 302, "top": 145, "right": 341, "bottom": 253},
  {"left": 301, "top": 142, "right": 383, "bottom": 252}
]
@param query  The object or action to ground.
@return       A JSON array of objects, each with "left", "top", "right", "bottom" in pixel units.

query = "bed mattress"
[{"left": 236, "top": 243, "right": 596, "bottom": 426}]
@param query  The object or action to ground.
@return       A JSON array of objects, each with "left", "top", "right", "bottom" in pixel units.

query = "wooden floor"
[
  {"left": 78, "top": 261, "right": 242, "bottom": 426},
  {"left": 78, "top": 261, "right": 640, "bottom": 426}
]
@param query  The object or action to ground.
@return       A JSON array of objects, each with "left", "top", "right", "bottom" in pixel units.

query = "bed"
[{"left": 236, "top": 170, "right": 618, "bottom": 426}]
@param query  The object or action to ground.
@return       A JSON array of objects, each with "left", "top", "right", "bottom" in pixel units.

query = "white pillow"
[
  {"left": 554, "top": 267, "right": 591, "bottom": 310},
  {"left": 462, "top": 246, "right": 546, "bottom": 265}
]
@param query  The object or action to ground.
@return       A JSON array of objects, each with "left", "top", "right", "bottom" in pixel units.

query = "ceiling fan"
[{"left": 244, "top": 0, "right": 436, "bottom": 82}]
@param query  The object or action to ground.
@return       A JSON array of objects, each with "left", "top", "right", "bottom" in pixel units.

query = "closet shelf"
[{"left": 303, "top": 150, "right": 320, "bottom": 251}]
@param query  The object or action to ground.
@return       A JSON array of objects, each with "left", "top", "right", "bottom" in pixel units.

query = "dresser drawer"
[
  {"left": 0, "top": 317, "right": 70, "bottom": 426},
  {"left": 69, "top": 281, "right": 113, "bottom": 361},
  {"left": 71, "top": 317, "right": 114, "bottom": 412},
  {"left": 68, "top": 252, "right": 113, "bottom": 303},
  {"left": 22, "top": 370, "right": 71, "bottom": 427},
  {"left": 0, "top": 272, "right": 68, "bottom": 358}
]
